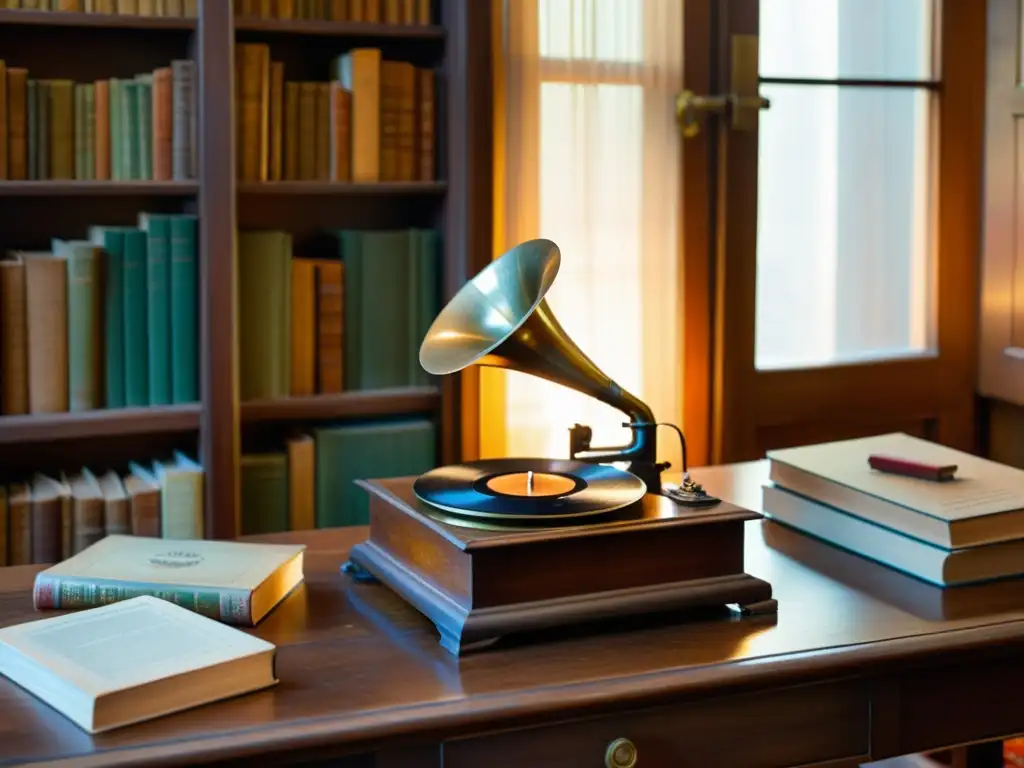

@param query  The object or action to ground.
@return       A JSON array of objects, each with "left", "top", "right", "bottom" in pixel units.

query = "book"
[
  {"left": 761, "top": 485, "right": 1024, "bottom": 587},
  {"left": 0, "top": 595, "right": 276, "bottom": 734},
  {"left": 31, "top": 534, "right": 305, "bottom": 625},
  {"left": 766, "top": 433, "right": 1024, "bottom": 549}
]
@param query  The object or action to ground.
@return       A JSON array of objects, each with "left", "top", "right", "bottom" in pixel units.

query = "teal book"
[
  {"left": 138, "top": 213, "right": 171, "bottom": 405},
  {"left": 52, "top": 239, "right": 103, "bottom": 412},
  {"left": 240, "top": 453, "right": 289, "bottom": 535},
  {"left": 314, "top": 419, "right": 436, "bottom": 527},
  {"left": 88, "top": 226, "right": 127, "bottom": 409},
  {"left": 169, "top": 215, "right": 198, "bottom": 404},
  {"left": 122, "top": 228, "right": 149, "bottom": 407}
]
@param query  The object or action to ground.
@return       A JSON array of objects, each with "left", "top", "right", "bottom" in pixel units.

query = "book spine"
[{"left": 32, "top": 574, "right": 254, "bottom": 625}]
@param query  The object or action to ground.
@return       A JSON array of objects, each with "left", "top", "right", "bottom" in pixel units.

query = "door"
[
  {"left": 980, "top": 0, "right": 1024, "bottom": 408},
  {"left": 681, "top": 0, "right": 986, "bottom": 466}
]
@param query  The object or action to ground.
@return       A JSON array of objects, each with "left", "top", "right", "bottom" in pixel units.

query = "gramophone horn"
[
  {"left": 419, "top": 238, "right": 561, "bottom": 377},
  {"left": 419, "top": 238, "right": 707, "bottom": 498}
]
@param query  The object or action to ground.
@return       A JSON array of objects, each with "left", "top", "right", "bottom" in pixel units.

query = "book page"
[
  {"left": 0, "top": 596, "right": 274, "bottom": 697},
  {"left": 38, "top": 534, "right": 304, "bottom": 589},
  {"left": 768, "top": 432, "right": 1024, "bottom": 521}
]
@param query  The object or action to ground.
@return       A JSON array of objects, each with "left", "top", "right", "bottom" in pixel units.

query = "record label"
[{"left": 413, "top": 458, "right": 647, "bottom": 521}]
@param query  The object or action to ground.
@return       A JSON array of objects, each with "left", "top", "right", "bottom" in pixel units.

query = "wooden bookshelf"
[
  {"left": 234, "top": 18, "right": 445, "bottom": 39},
  {"left": 236, "top": 180, "right": 448, "bottom": 195},
  {"left": 0, "top": 405, "right": 200, "bottom": 444},
  {"left": 0, "top": 181, "right": 199, "bottom": 196},
  {"left": 240, "top": 388, "right": 442, "bottom": 423},
  {"left": 0, "top": 8, "right": 196, "bottom": 30},
  {"left": 0, "top": 0, "right": 492, "bottom": 544}
]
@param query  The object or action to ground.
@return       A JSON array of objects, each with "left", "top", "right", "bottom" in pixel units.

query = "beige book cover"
[
  {"left": 0, "top": 595, "right": 276, "bottom": 733},
  {"left": 32, "top": 534, "right": 305, "bottom": 625},
  {"left": 767, "top": 432, "right": 1024, "bottom": 548}
]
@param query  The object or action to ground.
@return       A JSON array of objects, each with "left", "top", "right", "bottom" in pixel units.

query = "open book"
[{"left": 0, "top": 596, "right": 277, "bottom": 733}]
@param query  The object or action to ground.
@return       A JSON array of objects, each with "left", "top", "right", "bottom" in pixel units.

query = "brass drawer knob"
[{"left": 605, "top": 737, "right": 638, "bottom": 768}]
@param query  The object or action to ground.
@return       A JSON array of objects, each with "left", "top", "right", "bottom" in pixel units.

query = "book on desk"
[
  {"left": 0, "top": 534, "right": 306, "bottom": 734},
  {"left": 762, "top": 432, "right": 1024, "bottom": 588}
]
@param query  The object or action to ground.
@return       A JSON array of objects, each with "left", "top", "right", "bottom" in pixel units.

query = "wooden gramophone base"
[{"left": 344, "top": 477, "right": 777, "bottom": 656}]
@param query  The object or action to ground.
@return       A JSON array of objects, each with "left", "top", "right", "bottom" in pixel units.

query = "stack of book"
[{"left": 762, "top": 432, "right": 1024, "bottom": 588}]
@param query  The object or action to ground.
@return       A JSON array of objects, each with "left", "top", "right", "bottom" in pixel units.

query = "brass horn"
[{"left": 419, "top": 238, "right": 668, "bottom": 493}]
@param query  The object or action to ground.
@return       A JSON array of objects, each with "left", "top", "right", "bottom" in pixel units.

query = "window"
[
  {"left": 755, "top": 0, "right": 937, "bottom": 370},
  {"left": 489, "top": 0, "right": 684, "bottom": 469}
]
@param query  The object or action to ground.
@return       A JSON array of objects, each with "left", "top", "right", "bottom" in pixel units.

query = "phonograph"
[{"left": 343, "top": 239, "right": 776, "bottom": 655}]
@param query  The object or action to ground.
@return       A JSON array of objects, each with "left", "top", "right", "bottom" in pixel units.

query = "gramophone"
[{"left": 344, "top": 240, "right": 775, "bottom": 655}]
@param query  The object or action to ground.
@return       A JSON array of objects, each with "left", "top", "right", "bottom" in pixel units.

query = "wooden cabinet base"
[{"left": 346, "top": 476, "right": 777, "bottom": 655}]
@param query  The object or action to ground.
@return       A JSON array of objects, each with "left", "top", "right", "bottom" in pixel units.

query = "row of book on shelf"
[
  {"left": 0, "top": 451, "right": 202, "bottom": 567},
  {"left": 0, "top": 212, "right": 198, "bottom": 415},
  {"left": 239, "top": 227, "right": 439, "bottom": 400},
  {"left": 3, "top": 0, "right": 198, "bottom": 14},
  {"left": 0, "top": 59, "right": 197, "bottom": 182},
  {"left": 236, "top": 43, "right": 434, "bottom": 183},
  {"left": 0, "top": 416, "right": 436, "bottom": 565},
  {"left": 234, "top": 0, "right": 431, "bottom": 23},
  {"left": 762, "top": 432, "right": 1024, "bottom": 589}
]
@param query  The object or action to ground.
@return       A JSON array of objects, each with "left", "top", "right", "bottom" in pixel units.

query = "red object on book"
[{"left": 868, "top": 454, "right": 958, "bottom": 482}]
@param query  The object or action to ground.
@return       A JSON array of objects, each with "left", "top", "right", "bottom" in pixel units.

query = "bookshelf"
[{"left": 0, "top": 0, "right": 492, "bottom": 550}]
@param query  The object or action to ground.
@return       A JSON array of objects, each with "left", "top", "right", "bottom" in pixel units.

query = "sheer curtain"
[{"left": 483, "top": 0, "right": 684, "bottom": 471}]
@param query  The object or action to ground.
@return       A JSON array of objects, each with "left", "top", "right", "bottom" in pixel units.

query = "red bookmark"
[{"left": 868, "top": 454, "right": 957, "bottom": 482}]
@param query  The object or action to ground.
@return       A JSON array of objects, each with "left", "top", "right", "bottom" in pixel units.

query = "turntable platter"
[{"left": 412, "top": 458, "right": 647, "bottom": 522}]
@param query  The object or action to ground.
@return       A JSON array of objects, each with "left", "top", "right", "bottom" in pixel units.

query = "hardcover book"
[{"left": 31, "top": 534, "right": 305, "bottom": 625}]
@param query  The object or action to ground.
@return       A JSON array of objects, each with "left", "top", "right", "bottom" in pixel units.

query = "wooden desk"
[{"left": 2, "top": 461, "right": 1024, "bottom": 767}]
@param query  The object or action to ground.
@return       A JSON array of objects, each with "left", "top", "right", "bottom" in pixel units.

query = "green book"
[
  {"left": 237, "top": 231, "right": 292, "bottom": 401},
  {"left": 36, "top": 80, "right": 49, "bottom": 181},
  {"left": 122, "top": 228, "right": 149, "bottom": 406},
  {"left": 88, "top": 226, "right": 126, "bottom": 409},
  {"left": 408, "top": 229, "right": 441, "bottom": 387},
  {"left": 169, "top": 215, "right": 198, "bottom": 403},
  {"left": 138, "top": 213, "right": 171, "bottom": 405},
  {"left": 52, "top": 239, "right": 103, "bottom": 412},
  {"left": 359, "top": 230, "right": 411, "bottom": 390},
  {"left": 109, "top": 78, "right": 123, "bottom": 181},
  {"left": 240, "top": 453, "right": 289, "bottom": 535},
  {"left": 314, "top": 419, "right": 436, "bottom": 527},
  {"left": 336, "top": 230, "right": 363, "bottom": 390},
  {"left": 134, "top": 75, "right": 153, "bottom": 181},
  {"left": 120, "top": 80, "right": 138, "bottom": 180},
  {"left": 83, "top": 83, "right": 95, "bottom": 181}
]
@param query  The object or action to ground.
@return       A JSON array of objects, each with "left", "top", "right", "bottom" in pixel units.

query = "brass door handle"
[{"left": 675, "top": 89, "right": 771, "bottom": 139}]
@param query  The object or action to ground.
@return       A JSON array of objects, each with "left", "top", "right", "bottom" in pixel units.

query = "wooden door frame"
[
  {"left": 681, "top": 0, "right": 987, "bottom": 466},
  {"left": 979, "top": 0, "right": 1024, "bottom": 407}
]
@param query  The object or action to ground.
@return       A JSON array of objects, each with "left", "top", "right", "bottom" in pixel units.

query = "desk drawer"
[{"left": 443, "top": 680, "right": 869, "bottom": 768}]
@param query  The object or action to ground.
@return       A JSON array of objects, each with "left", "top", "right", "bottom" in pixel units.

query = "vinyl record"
[{"left": 412, "top": 458, "right": 647, "bottom": 522}]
